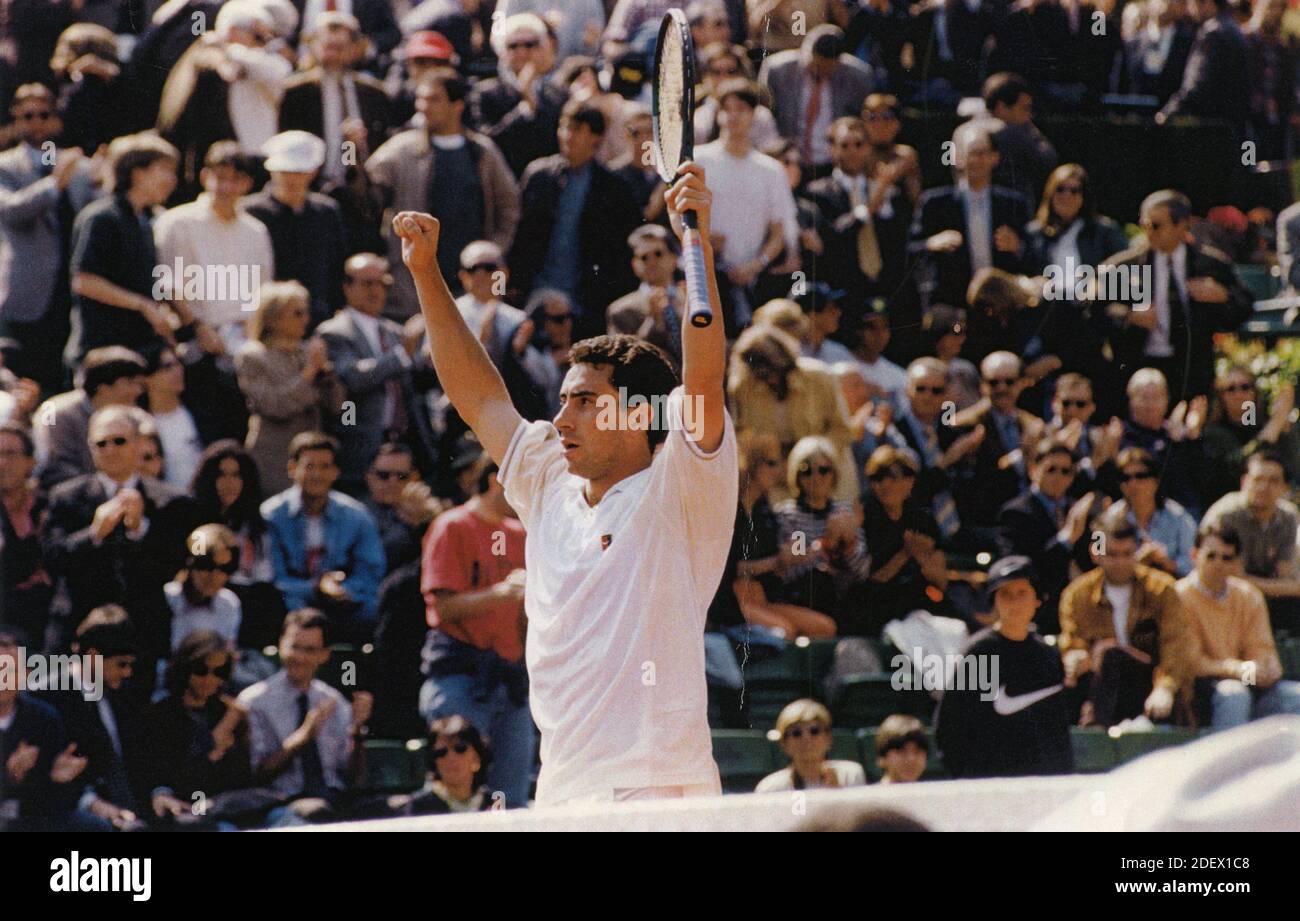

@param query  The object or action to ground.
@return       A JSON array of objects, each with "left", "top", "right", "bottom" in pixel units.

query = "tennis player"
[{"left": 393, "top": 162, "right": 737, "bottom": 806}]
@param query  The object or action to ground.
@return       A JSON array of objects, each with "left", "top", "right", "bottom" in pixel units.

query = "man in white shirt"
[
  {"left": 694, "top": 79, "right": 799, "bottom": 325},
  {"left": 153, "top": 142, "right": 275, "bottom": 354},
  {"left": 393, "top": 163, "right": 736, "bottom": 805}
]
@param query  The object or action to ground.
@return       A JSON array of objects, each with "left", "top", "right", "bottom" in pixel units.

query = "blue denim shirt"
[{"left": 260, "top": 487, "right": 386, "bottom": 618}]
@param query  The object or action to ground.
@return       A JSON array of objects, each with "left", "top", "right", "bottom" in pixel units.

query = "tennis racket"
[{"left": 652, "top": 9, "right": 713, "bottom": 328}]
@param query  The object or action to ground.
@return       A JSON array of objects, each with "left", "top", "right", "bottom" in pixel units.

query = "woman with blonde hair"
[
  {"left": 774, "top": 436, "right": 871, "bottom": 619},
  {"left": 728, "top": 324, "right": 855, "bottom": 501},
  {"left": 234, "top": 281, "right": 343, "bottom": 494},
  {"left": 708, "top": 432, "right": 837, "bottom": 639},
  {"left": 755, "top": 699, "right": 866, "bottom": 791}
]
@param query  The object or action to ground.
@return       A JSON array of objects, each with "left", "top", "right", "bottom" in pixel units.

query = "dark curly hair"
[
  {"left": 569, "top": 334, "right": 680, "bottom": 449},
  {"left": 190, "top": 439, "right": 266, "bottom": 539}
]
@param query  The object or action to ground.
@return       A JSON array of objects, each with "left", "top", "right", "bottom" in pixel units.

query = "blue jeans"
[
  {"left": 419, "top": 672, "right": 536, "bottom": 809},
  {"left": 1210, "top": 679, "right": 1300, "bottom": 730}
]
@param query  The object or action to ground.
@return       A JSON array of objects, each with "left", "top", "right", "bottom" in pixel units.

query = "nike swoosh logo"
[{"left": 992, "top": 683, "right": 1064, "bottom": 716}]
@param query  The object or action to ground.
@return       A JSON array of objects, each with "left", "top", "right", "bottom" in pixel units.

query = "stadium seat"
[
  {"left": 1069, "top": 728, "right": 1117, "bottom": 773},
  {"left": 712, "top": 730, "right": 780, "bottom": 793},
  {"left": 1236, "top": 264, "right": 1281, "bottom": 302},
  {"left": 1278, "top": 636, "right": 1300, "bottom": 681},
  {"left": 833, "top": 675, "right": 934, "bottom": 728},
  {"left": 1112, "top": 728, "right": 1199, "bottom": 765},
  {"left": 739, "top": 639, "right": 822, "bottom": 729},
  {"left": 361, "top": 739, "right": 427, "bottom": 793}
]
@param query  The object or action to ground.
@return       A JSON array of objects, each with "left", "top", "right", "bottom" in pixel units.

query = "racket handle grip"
[{"left": 681, "top": 215, "right": 713, "bottom": 328}]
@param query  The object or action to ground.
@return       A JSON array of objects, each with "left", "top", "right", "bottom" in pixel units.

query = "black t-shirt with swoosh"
[{"left": 934, "top": 627, "right": 1074, "bottom": 779}]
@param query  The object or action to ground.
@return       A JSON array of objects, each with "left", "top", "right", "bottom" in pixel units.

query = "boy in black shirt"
[{"left": 935, "top": 556, "right": 1074, "bottom": 778}]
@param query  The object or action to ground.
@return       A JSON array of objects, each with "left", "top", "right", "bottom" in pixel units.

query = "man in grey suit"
[
  {"left": 757, "top": 25, "right": 875, "bottom": 173},
  {"left": 318, "top": 254, "right": 436, "bottom": 495},
  {"left": 0, "top": 84, "right": 99, "bottom": 392}
]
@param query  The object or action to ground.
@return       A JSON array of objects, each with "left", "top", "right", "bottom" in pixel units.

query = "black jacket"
[
  {"left": 803, "top": 175, "right": 913, "bottom": 305},
  {"left": 1100, "top": 239, "right": 1253, "bottom": 398},
  {"left": 41, "top": 475, "right": 197, "bottom": 657},
  {"left": 909, "top": 183, "right": 1032, "bottom": 311},
  {"left": 935, "top": 627, "right": 1074, "bottom": 778},
  {"left": 1160, "top": 13, "right": 1251, "bottom": 123},
  {"left": 508, "top": 156, "right": 640, "bottom": 335},
  {"left": 469, "top": 79, "right": 569, "bottom": 179}
]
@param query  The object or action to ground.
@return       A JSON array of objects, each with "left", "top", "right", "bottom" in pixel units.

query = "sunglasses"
[
  {"left": 785, "top": 724, "right": 824, "bottom": 740},
  {"left": 1120, "top": 471, "right": 1155, "bottom": 483},
  {"left": 432, "top": 742, "right": 470, "bottom": 759},
  {"left": 191, "top": 660, "right": 232, "bottom": 679},
  {"left": 371, "top": 469, "right": 411, "bottom": 482},
  {"left": 1059, "top": 398, "right": 1092, "bottom": 409},
  {"left": 984, "top": 377, "right": 1019, "bottom": 388},
  {"left": 913, "top": 385, "right": 946, "bottom": 395},
  {"left": 190, "top": 557, "right": 240, "bottom": 574},
  {"left": 93, "top": 436, "right": 130, "bottom": 449},
  {"left": 465, "top": 262, "right": 501, "bottom": 274},
  {"left": 507, "top": 39, "right": 540, "bottom": 50},
  {"left": 869, "top": 468, "right": 916, "bottom": 482},
  {"left": 798, "top": 464, "right": 835, "bottom": 477}
]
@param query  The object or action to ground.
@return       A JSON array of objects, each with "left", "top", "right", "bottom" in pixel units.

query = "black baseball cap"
[{"left": 985, "top": 555, "right": 1038, "bottom": 595}]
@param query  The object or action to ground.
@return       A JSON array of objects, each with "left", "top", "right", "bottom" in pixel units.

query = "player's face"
[{"left": 554, "top": 363, "right": 650, "bottom": 479}]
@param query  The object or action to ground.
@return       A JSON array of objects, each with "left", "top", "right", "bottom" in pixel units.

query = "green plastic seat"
[
  {"left": 712, "top": 729, "right": 779, "bottom": 793},
  {"left": 361, "top": 739, "right": 426, "bottom": 793},
  {"left": 833, "top": 674, "right": 933, "bottom": 728},
  {"left": 1069, "top": 728, "right": 1117, "bottom": 773},
  {"left": 1112, "top": 728, "right": 1198, "bottom": 765},
  {"left": 1235, "top": 263, "right": 1280, "bottom": 302}
]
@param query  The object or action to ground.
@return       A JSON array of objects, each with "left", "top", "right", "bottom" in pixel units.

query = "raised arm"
[
  {"left": 393, "top": 212, "right": 523, "bottom": 464},
  {"left": 664, "top": 162, "right": 726, "bottom": 453}
]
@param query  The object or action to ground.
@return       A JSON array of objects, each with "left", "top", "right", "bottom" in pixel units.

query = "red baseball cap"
[{"left": 404, "top": 30, "right": 456, "bottom": 63}]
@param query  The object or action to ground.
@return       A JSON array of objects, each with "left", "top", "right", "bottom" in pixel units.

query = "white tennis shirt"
[{"left": 499, "top": 387, "right": 738, "bottom": 805}]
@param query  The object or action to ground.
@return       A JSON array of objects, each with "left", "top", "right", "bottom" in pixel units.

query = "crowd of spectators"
[{"left": 2, "top": 0, "right": 1300, "bottom": 827}]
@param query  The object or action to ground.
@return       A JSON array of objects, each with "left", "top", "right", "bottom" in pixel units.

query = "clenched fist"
[{"left": 393, "top": 212, "right": 442, "bottom": 275}]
